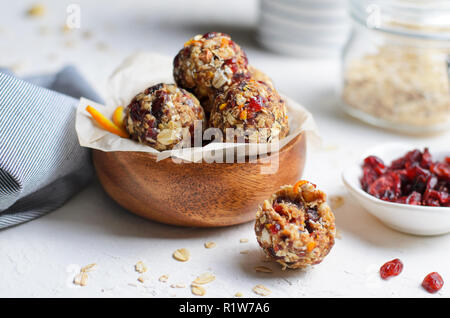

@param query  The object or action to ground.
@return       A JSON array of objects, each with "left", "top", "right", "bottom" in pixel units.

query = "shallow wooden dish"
[{"left": 93, "top": 132, "right": 306, "bottom": 227}]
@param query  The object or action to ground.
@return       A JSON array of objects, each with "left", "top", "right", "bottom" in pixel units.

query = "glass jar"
[{"left": 341, "top": 0, "right": 450, "bottom": 134}]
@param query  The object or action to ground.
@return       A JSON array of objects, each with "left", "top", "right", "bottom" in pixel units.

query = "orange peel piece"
[
  {"left": 239, "top": 110, "right": 247, "bottom": 120},
  {"left": 306, "top": 241, "right": 316, "bottom": 252},
  {"left": 293, "top": 180, "right": 309, "bottom": 194},
  {"left": 85, "top": 105, "right": 129, "bottom": 138},
  {"left": 112, "top": 106, "right": 125, "bottom": 128}
]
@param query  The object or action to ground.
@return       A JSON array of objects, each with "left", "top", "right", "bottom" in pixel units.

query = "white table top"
[{"left": 1, "top": 0, "right": 449, "bottom": 298}]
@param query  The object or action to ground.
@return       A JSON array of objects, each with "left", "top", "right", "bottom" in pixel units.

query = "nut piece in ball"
[
  {"left": 209, "top": 79, "right": 289, "bottom": 143},
  {"left": 173, "top": 32, "right": 249, "bottom": 112},
  {"left": 255, "top": 181, "right": 336, "bottom": 269},
  {"left": 124, "top": 83, "right": 205, "bottom": 151}
]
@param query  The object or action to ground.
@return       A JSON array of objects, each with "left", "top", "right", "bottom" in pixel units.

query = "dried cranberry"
[
  {"left": 368, "top": 172, "right": 401, "bottom": 201},
  {"left": 269, "top": 223, "right": 281, "bottom": 235},
  {"left": 152, "top": 90, "right": 167, "bottom": 116},
  {"left": 364, "top": 156, "right": 386, "bottom": 175},
  {"left": 430, "top": 163, "right": 450, "bottom": 178},
  {"left": 380, "top": 258, "right": 403, "bottom": 279},
  {"left": 361, "top": 148, "right": 450, "bottom": 207},
  {"left": 273, "top": 202, "right": 283, "bottom": 213},
  {"left": 202, "top": 31, "right": 219, "bottom": 39},
  {"left": 422, "top": 272, "right": 444, "bottom": 293},
  {"left": 398, "top": 191, "right": 422, "bottom": 205},
  {"left": 421, "top": 148, "right": 433, "bottom": 169},
  {"left": 247, "top": 96, "right": 266, "bottom": 117},
  {"left": 224, "top": 58, "right": 238, "bottom": 73}
]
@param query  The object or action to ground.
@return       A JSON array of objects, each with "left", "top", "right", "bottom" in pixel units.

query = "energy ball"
[
  {"left": 124, "top": 83, "right": 205, "bottom": 151},
  {"left": 255, "top": 181, "right": 336, "bottom": 269},
  {"left": 209, "top": 79, "right": 289, "bottom": 143},
  {"left": 173, "top": 32, "right": 249, "bottom": 112}
]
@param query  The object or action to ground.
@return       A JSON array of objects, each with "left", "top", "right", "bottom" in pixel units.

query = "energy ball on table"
[
  {"left": 173, "top": 32, "right": 249, "bottom": 112},
  {"left": 209, "top": 79, "right": 289, "bottom": 143},
  {"left": 255, "top": 181, "right": 336, "bottom": 269},
  {"left": 124, "top": 83, "right": 205, "bottom": 151}
]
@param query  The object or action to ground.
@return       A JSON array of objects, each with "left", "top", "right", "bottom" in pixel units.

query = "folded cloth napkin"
[{"left": 0, "top": 66, "right": 103, "bottom": 229}]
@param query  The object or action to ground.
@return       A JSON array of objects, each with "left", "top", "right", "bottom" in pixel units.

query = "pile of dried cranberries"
[{"left": 361, "top": 148, "right": 450, "bottom": 207}]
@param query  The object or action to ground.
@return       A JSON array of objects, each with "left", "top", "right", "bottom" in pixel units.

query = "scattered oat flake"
[
  {"left": 240, "top": 250, "right": 249, "bottom": 254},
  {"left": 81, "top": 263, "right": 97, "bottom": 273},
  {"left": 255, "top": 266, "right": 273, "bottom": 273},
  {"left": 170, "top": 283, "right": 186, "bottom": 288},
  {"left": 27, "top": 4, "right": 46, "bottom": 17},
  {"left": 336, "top": 229, "right": 342, "bottom": 240},
  {"left": 135, "top": 261, "right": 147, "bottom": 273},
  {"left": 330, "top": 195, "right": 345, "bottom": 210},
  {"left": 159, "top": 275, "right": 169, "bottom": 282},
  {"left": 191, "top": 284, "right": 206, "bottom": 296},
  {"left": 204, "top": 241, "right": 216, "bottom": 249},
  {"left": 173, "top": 248, "right": 190, "bottom": 262},
  {"left": 193, "top": 273, "right": 215, "bottom": 285},
  {"left": 240, "top": 238, "right": 249, "bottom": 243},
  {"left": 137, "top": 276, "right": 146, "bottom": 283},
  {"left": 235, "top": 292, "right": 243, "bottom": 297},
  {"left": 253, "top": 284, "right": 271, "bottom": 296},
  {"left": 73, "top": 272, "right": 88, "bottom": 287}
]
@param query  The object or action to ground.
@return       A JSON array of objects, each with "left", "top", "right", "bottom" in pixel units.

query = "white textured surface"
[{"left": 1, "top": 0, "right": 450, "bottom": 298}]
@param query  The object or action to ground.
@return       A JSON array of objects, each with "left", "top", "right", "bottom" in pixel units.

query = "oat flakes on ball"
[
  {"left": 124, "top": 83, "right": 206, "bottom": 151},
  {"left": 209, "top": 79, "right": 289, "bottom": 143},
  {"left": 173, "top": 32, "right": 249, "bottom": 112},
  {"left": 255, "top": 181, "right": 336, "bottom": 269}
]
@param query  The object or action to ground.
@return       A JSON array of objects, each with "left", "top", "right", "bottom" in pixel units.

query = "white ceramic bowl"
[{"left": 342, "top": 143, "right": 450, "bottom": 236}]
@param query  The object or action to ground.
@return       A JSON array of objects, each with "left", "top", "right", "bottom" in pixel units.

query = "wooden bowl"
[{"left": 93, "top": 132, "right": 306, "bottom": 227}]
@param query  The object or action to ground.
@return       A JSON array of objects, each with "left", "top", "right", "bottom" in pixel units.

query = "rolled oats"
[
  {"left": 173, "top": 248, "right": 190, "bottom": 262},
  {"left": 191, "top": 284, "right": 206, "bottom": 296},
  {"left": 193, "top": 273, "right": 215, "bottom": 285},
  {"left": 253, "top": 284, "right": 271, "bottom": 296}
]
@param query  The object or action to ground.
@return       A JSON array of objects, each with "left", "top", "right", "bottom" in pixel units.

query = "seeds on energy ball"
[
  {"left": 193, "top": 273, "right": 215, "bottom": 285},
  {"left": 135, "top": 261, "right": 147, "bottom": 273},
  {"left": 204, "top": 241, "right": 216, "bottom": 249},
  {"left": 191, "top": 284, "right": 206, "bottom": 296},
  {"left": 253, "top": 284, "right": 271, "bottom": 296},
  {"left": 173, "top": 248, "right": 190, "bottom": 262},
  {"left": 255, "top": 266, "right": 273, "bottom": 273}
]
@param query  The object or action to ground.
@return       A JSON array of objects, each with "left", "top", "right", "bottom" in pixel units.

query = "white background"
[{"left": 0, "top": 0, "right": 449, "bottom": 297}]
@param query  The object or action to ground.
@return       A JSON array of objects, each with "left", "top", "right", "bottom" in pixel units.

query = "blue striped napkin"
[{"left": 0, "top": 66, "right": 103, "bottom": 229}]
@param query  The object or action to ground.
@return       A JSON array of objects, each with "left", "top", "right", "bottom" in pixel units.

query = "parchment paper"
[{"left": 75, "top": 52, "right": 320, "bottom": 162}]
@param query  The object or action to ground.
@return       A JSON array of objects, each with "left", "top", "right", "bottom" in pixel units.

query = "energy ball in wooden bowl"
[
  {"left": 124, "top": 83, "right": 206, "bottom": 151},
  {"left": 173, "top": 32, "right": 249, "bottom": 112},
  {"left": 209, "top": 79, "right": 289, "bottom": 143},
  {"left": 255, "top": 181, "right": 336, "bottom": 269}
]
